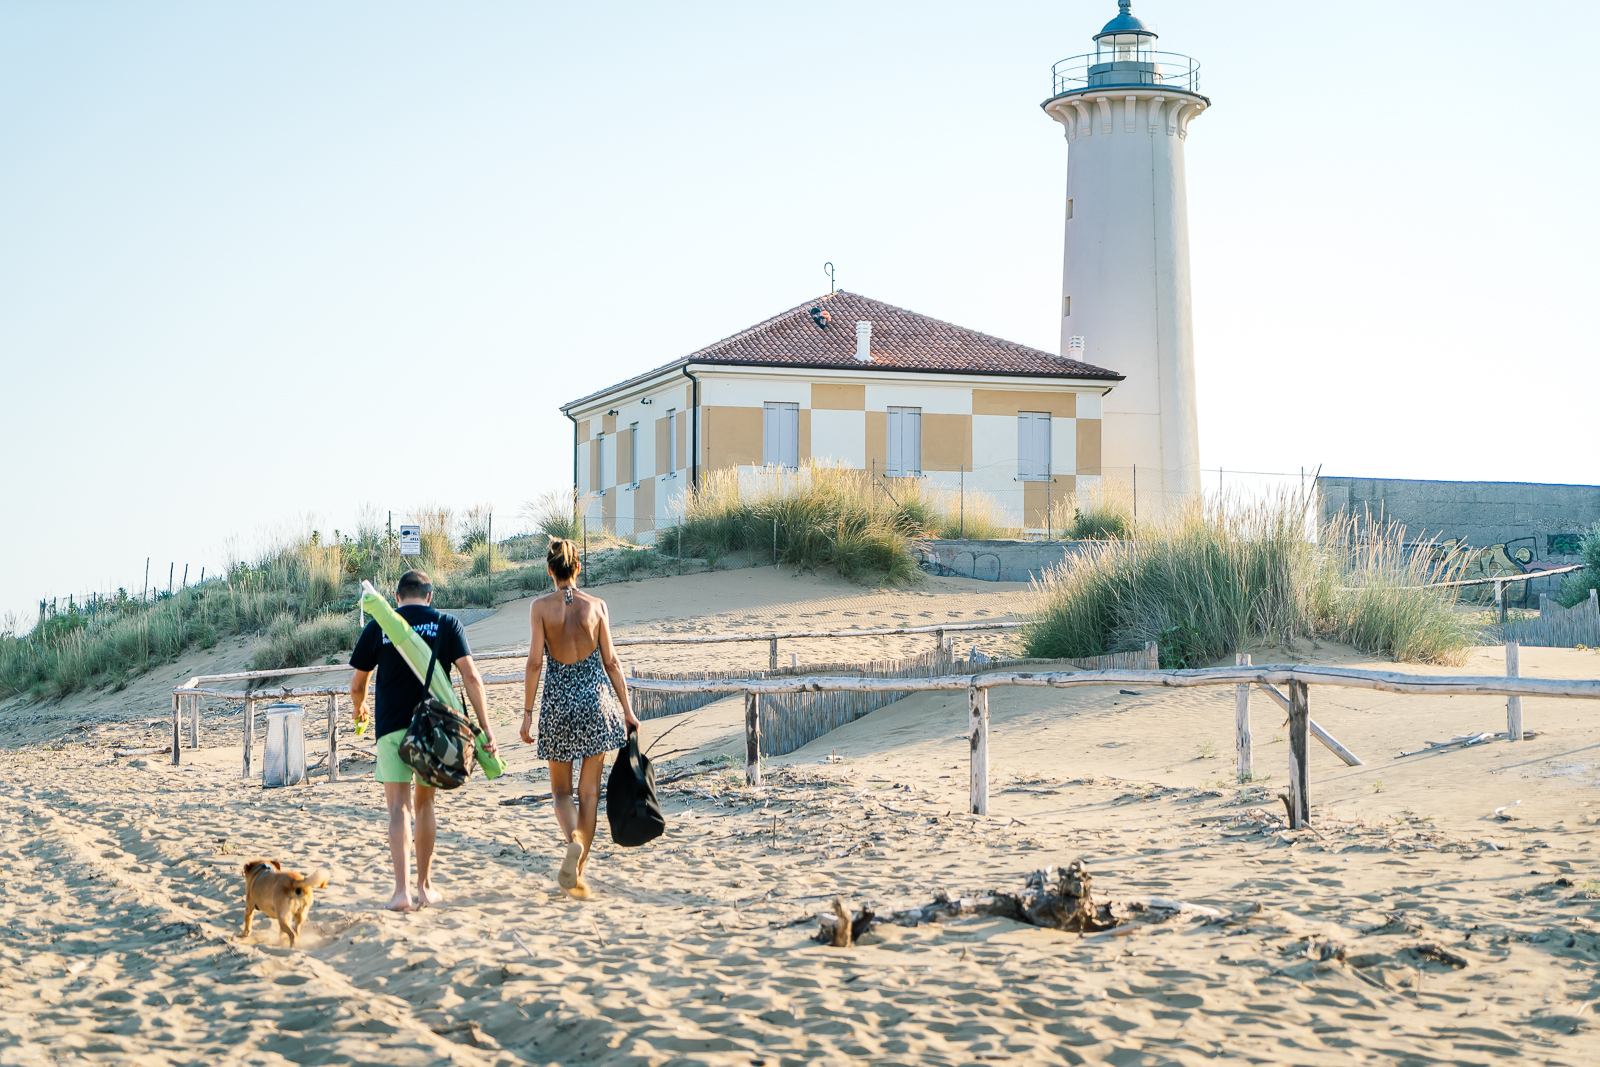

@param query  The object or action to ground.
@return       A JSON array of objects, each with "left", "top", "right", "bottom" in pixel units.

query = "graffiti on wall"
[{"left": 1430, "top": 534, "right": 1581, "bottom": 606}]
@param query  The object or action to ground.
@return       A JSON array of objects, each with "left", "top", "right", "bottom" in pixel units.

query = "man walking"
[{"left": 350, "top": 569, "right": 498, "bottom": 911}]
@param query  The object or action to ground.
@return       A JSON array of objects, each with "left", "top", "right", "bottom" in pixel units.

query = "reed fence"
[{"left": 1499, "top": 589, "right": 1600, "bottom": 648}]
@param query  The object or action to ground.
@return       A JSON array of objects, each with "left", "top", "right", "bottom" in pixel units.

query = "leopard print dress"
[{"left": 534, "top": 593, "right": 629, "bottom": 762}]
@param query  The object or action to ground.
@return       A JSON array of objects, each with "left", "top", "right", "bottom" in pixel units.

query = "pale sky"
[{"left": 3, "top": 1, "right": 1596, "bottom": 629}]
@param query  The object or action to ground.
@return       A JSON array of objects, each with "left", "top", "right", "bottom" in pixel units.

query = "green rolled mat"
[{"left": 359, "top": 580, "right": 463, "bottom": 712}]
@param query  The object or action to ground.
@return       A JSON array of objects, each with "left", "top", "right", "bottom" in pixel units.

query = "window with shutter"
[
  {"left": 886, "top": 407, "right": 921, "bottom": 476},
  {"left": 1017, "top": 412, "right": 1051, "bottom": 481},
  {"left": 763, "top": 402, "right": 799, "bottom": 469}
]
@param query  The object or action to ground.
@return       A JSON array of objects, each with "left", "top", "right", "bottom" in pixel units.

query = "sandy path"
[{"left": 3, "top": 569, "right": 1599, "bottom": 1064}]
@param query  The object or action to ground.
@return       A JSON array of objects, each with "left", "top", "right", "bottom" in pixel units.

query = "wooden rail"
[{"left": 176, "top": 655, "right": 1597, "bottom": 832}]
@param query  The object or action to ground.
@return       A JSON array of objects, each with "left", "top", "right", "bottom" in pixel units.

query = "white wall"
[
  {"left": 863, "top": 382, "right": 970, "bottom": 414},
  {"left": 971, "top": 413, "right": 1015, "bottom": 476},
  {"left": 701, "top": 376, "right": 810, "bottom": 408},
  {"left": 810, "top": 409, "right": 865, "bottom": 468}
]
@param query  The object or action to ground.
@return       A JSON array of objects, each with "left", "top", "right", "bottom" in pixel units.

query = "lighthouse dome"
[{"left": 1093, "top": 1, "right": 1157, "bottom": 43}]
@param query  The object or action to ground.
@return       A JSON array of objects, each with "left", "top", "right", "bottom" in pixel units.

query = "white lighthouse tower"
[{"left": 1043, "top": 1, "right": 1208, "bottom": 513}]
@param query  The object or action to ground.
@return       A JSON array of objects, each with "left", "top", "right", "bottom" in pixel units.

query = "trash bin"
[{"left": 261, "top": 703, "right": 306, "bottom": 787}]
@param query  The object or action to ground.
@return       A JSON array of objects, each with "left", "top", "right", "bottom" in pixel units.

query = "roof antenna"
[{"left": 823, "top": 262, "right": 835, "bottom": 293}]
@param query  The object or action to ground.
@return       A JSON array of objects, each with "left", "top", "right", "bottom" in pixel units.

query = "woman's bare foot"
[
  {"left": 417, "top": 884, "right": 443, "bottom": 907},
  {"left": 557, "top": 838, "right": 584, "bottom": 891},
  {"left": 387, "top": 890, "right": 413, "bottom": 912},
  {"left": 568, "top": 876, "right": 592, "bottom": 901}
]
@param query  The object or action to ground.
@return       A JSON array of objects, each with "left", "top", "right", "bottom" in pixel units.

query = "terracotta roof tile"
[
  {"left": 682, "top": 290, "right": 1121, "bottom": 379},
  {"left": 563, "top": 291, "right": 1120, "bottom": 411}
]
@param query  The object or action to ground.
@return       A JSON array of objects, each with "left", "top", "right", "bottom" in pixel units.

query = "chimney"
[{"left": 854, "top": 320, "right": 872, "bottom": 362}]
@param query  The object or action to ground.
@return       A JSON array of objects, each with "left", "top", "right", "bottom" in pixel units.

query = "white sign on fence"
[{"left": 398, "top": 525, "right": 422, "bottom": 556}]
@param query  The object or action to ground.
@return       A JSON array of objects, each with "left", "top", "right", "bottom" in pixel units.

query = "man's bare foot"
[
  {"left": 568, "top": 876, "right": 592, "bottom": 901},
  {"left": 387, "top": 890, "right": 413, "bottom": 912},
  {"left": 557, "top": 839, "right": 583, "bottom": 891},
  {"left": 418, "top": 884, "right": 443, "bottom": 907}
]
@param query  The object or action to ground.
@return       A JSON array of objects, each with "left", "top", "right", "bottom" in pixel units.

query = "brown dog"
[{"left": 240, "top": 859, "right": 330, "bottom": 947}]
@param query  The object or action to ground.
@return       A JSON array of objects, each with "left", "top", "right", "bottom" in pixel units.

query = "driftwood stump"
[
  {"left": 994, "top": 860, "right": 1111, "bottom": 932},
  {"left": 815, "top": 897, "right": 876, "bottom": 946},
  {"left": 810, "top": 859, "right": 1223, "bottom": 945}
]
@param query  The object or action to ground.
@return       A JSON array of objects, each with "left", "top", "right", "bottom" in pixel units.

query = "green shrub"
[
  {"left": 470, "top": 542, "right": 507, "bottom": 576},
  {"left": 1556, "top": 523, "right": 1600, "bottom": 607},
  {"left": 1023, "top": 495, "right": 1474, "bottom": 667},
  {"left": 251, "top": 612, "right": 361, "bottom": 672}
]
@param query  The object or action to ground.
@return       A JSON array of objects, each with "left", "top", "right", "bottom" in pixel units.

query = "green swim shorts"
[{"left": 376, "top": 729, "right": 413, "bottom": 785}]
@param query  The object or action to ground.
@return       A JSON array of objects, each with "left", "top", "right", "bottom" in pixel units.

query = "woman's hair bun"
[{"left": 547, "top": 537, "right": 580, "bottom": 580}]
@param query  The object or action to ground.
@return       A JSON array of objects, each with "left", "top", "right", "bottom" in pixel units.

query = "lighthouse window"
[
  {"left": 1066, "top": 198, "right": 1074, "bottom": 219},
  {"left": 1063, "top": 296, "right": 1071, "bottom": 317}
]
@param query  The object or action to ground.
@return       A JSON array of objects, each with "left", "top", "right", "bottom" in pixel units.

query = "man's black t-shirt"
[{"left": 349, "top": 605, "right": 471, "bottom": 737}]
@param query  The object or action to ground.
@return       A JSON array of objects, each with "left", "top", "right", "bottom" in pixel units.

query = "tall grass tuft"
[
  {"left": 251, "top": 612, "right": 362, "bottom": 672},
  {"left": 664, "top": 465, "right": 933, "bottom": 584},
  {"left": 523, "top": 489, "right": 589, "bottom": 541},
  {"left": 1024, "top": 493, "right": 1474, "bottom": 667}
]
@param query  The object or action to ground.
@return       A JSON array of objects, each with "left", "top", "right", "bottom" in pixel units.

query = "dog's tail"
[{"left": 292, "top": 869, "right": 330, "bottom": 891}]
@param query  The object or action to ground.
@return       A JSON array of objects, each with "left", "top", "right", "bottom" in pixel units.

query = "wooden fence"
[{"left": 630, "top": 644, "right": 1158, "bottom": 758}]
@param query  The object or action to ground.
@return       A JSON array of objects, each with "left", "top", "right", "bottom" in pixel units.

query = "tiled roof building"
[{"left": 562, "top": 291, "right": 1122, "bottom": 538}]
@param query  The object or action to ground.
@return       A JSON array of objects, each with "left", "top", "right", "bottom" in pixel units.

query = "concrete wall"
[
  {"left": 914, "top": 539, "right": 1095, "bottom": 583},
  {"left": 1317, "top": 476, "right": 1600, "bottom": 606}
]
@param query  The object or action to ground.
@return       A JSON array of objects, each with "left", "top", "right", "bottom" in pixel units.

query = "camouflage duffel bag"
[{"left": 399, "top": 696, "right": 475, "bottom": 790}]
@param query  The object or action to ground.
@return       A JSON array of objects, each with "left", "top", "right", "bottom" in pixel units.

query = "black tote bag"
[{"left": 606, "top": 728, "right": 666, "bottom": 847}]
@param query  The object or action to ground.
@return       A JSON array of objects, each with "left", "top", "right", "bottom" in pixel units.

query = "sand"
[{"left": 3, "top": 565, "right": 1599, "bottom": 1064}]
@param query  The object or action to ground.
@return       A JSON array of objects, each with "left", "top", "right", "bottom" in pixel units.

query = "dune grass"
[
  {"left": 661, "top": 465, "right": 964, "bottom": 584},
  {"left": 1, "top": 512, "right": 562, "bottom": 699},
  {"left": 1023, "top": 494, "right": 1475, "bottom": 667},
  {"left": 1556, "top": 522, "right": 1600, "bottom": 607}
]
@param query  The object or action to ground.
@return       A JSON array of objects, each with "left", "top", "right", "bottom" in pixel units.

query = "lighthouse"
[{"left": 1042, "top": 1, "right": 1208, "bottom": 512}]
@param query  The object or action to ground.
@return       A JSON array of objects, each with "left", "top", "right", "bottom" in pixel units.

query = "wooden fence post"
[
  {"left": 327, "top": 693, "right": 340, "bottom": 782},
  {"left": 1145, "top": 641, "right": 1159, "bottom": 670},
  {"left": 1495, "top": 580, "right": 1506, "bottom": 625},
  {"left": 170, "top": 694, "right": 182, "bottom": 766},
  {"left": 1505, "top": 640, "right": 1522, "bottom": 741},
  {"left": 744, "top": 691, "right": 762, "bottom": 787},
  {"left": 769, "top": 638, "right": 778, "bottom": 672},
  {"left": 1287, "top": 680, "right": 1310, "bottom": 829},
  {"left": 188, "top": 693, "right": 200, "bottom": 749},
  {"left": 242, "top": 697, "right": 256, "bottom": 779},
  {"left": 1234, "top": 653, "right": 1252, "bottom": 781},
  {"left": 935, "top": 629, "right": 945, "bottom": 667},
  {"left": 969, "top": 684, "right": 989, "bottom": 816}
]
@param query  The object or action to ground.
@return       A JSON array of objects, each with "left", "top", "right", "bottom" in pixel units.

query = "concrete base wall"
[
  {"left": 914, "top": 539, "right": 1095, "bottom": 583},
  {"left": 1317, "top": 475, "right": 1600, "bottom": 607}
]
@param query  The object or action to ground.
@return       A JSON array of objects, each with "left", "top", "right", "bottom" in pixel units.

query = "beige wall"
[
  {"left": 973, "top": 389, "right": 1077, "bottom": 418},
  {"left": 677, "top": 414, "right": 688, "bottom": 474},
  {"left": 704, "top": 406, "right": 763, "bottom": 470},
  {"left": 1023, "top": 476, "right": 1075, "bottom": 529},
  {"left": 589, "top": 438, "right": 601, "bottom": 492},
  {"left": 655, "top": 417, "right": 671, "bottom": 476},
  {"left": 1076, "top": 418, "right": 1102, "bottom": 475},
  {"left": 576, "top": 419, "right": 591, "bottom": 444},
  {"left": 921, "top": 413, "right": 971, "bottom": 472},
  {"left": 865, "top": 410, "right": 886, "bottom": 471},
  {"left": 633, "top": 479, "right": 654, "bottom": 534},
  {"left": 812, "top": 383, "right": 865, "bottom": 410}
]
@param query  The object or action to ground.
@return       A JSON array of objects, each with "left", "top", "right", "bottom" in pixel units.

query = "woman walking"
[{"left": 520, "top": 538, "right": 639, "bottom": 898}]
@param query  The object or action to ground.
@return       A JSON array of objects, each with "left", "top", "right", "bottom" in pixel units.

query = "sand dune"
[{"left": 3, "top": 568, "right": 1599, "bottom": 1064}]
